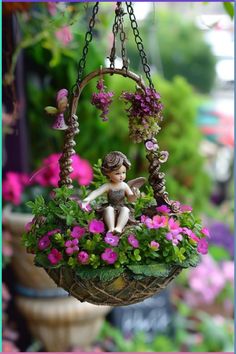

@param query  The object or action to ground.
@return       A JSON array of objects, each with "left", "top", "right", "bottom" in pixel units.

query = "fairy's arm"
[
  {"left": 82, "top": 183, "right": 109, "bottom": 206},
  {"left": 125, "top": 184, "right": 139, "bottom": 203}
]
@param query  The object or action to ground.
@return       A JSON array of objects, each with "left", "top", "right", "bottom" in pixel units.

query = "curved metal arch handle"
[{"left": 58, "top": 68, "right": 146, "bottom": 188}]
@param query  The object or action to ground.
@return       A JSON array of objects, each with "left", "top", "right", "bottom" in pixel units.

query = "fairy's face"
[{"left": 107, "top": 165, "right": 126, "bottom": 184}]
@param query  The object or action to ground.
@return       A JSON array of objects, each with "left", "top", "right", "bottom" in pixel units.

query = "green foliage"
[
  {"left": 76, "top": 266, "right": 124, "bottom": 281},
  {"left": 223, "top": 2, "right": 234, "bottom": 19},
  {"left": 127, "top": 263, "right": 171, "bottom": 278},
  {"left": 128, "top": 10, "right": 216, "bottom": 93}
]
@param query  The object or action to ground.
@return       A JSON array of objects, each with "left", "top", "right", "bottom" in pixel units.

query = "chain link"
[
  {"left": 125, "top": 2, "right": 154, "bottom": 89},
  {"left": 76, "top": 2, "right": 99, "bottom": 86},
  {"left": 109, "top": 2, "right": 129, "bottom": 70}
]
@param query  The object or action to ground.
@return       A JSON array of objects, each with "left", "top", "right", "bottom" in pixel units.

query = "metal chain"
[
  {"left": 125, "top": 2, "right": 154, "bottom": 89},
  {"left": 109, "top": 2, "right": 129, "bottom": 70},
  {"left": 76, "top": 2, "right": 99, "bottom": 86}
]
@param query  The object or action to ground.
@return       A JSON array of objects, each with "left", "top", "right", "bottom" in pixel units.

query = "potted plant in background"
[{"left": 3, "top": 153, "right": 111, "bottom": 352}]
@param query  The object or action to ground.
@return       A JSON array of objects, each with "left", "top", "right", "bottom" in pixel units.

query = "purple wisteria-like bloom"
[
  {"left": 127, "top": 234, "right": 139, "bottom": 248},
  {"left": 101, "top": 248, "right": 118, "bottom": 264},
  {"left": 91, "top": 79, "right": 114, "bottom": 122},
  {"left": 145, "top": 140, "right": 158, "bottom": 151},
  {"left": 104, "top": 233, "right": 119, "bottom": 247}
]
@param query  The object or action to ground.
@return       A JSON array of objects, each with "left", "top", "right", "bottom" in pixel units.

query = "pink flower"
[
  {"left": 101, "top": 248, "right": 118, "bottom": 264},
  {"left": 166, "top": 232, "right": 182, "bottom": 246},
  {"left": 182, "top": 227, "right": 199, "bottom": 242},
  {"left": 222, "top": 261, "right": 234, "bottom": 283},
  {"left": 70, "top": 155, "right": 93, "bottom": 186},
  {"left": 145, "top": 140, "right": 158, "bottom": 151},
  {"left": 156, "top": 205, "right": 171, "bottom": 214},
  {"left": 89, "top": 219, "right": 105, "bottom": 234},
  {"left": 168, "top": 217, "right": 182, "bottom": 235},
  {"left": 149, "top": 240, "right": 160, "bottom": 250},
  {"left": 2, "top": 340, "right": 19, "bottom": 353},
  {"left": 46, "top": 228, "right": 61, "bottom": 236},
  {"left": 33, "top": 153, "right": 93, "bottom": 187},
  {"left": 55, "top": 26, "right": 73, "bottom": 46},
  {"left": 104, "top": 233, "right": 119, "bottom": 247},
  {"left": 140, "top": 215, "right": 147, "bottom": 223},
  {"left": 188, "top": 255, "right": 225, "bottom": 304},
  {"left": 2, "top": 230, "right": 13, "bottom": 257},
  {"left": 25, "top": 220, "right": 34, "bottom": 232},
  {"left": 48, "top": 248, "right": 63, "bottom": 265},
  {"left": 180, "top": 204, "right": 193, "bottom": 213},
  {"left": 128, "top": 234, "right": 139, "bottom": 248},
  {"left": 47, "top": 2, "right": 57, "bottom": 16},
  {"left": 38, "top": 235, "right": 51, "bottom": 250},
  {"left": 77, "top": 251, "right": 89, "bottom": 264},
  {"left": 197, "top": 238, "right": 208, "bottom": 255},
  {"left": 65, "top": 238, "right": 79, "bottom": 255},
  {"left": 201, "top": 227, "right": 210, "bottom": 238},
  {"left": 2, "top": 172, "right": 28, "bottom": 205},
  {"left": 71, "top": 226, "right": 86, "bottom": 239},
  {"left": 145, "top": 215, "right": 168, "bottom": 229}
]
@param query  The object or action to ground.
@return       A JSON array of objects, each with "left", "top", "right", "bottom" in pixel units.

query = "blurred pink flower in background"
[
  {"left": 2, "top": 230, "right": 13, "bottom": 258},
  {"left": 47, "top": 2, "right": 57, "bottom": 16},
  {"left": 2, "top": 172, "right": 28, "bottom": 205},
  {"left": 2, "top": 340, "right": 19, "bottom": 352},
  {"left": 186, "top": 255, "right": 229, "bottom": 304},
  {"left": 55, "top": 26, "right": 73, "bottom": 46},
  {"left": 33, "top": 153, "right": 93, "bottom": 187}
]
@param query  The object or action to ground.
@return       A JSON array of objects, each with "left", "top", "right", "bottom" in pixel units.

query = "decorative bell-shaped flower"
[{"left": 52, "top": 113, "right": 68, "bottom": 130}]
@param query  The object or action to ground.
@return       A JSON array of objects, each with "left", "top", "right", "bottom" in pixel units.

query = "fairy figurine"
[{"left": 82, "top": 151, "right": 146, "bottom": 233}]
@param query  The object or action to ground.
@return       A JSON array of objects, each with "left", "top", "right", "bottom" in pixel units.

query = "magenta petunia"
[
  {"left": 156, "top": 205, "right": 171, "bottom": 214},
  {"left": 150, "top": 240, "right": 160, "bottom": 250},
  {"left": 127, "top": 234, "right": 139, "bottom": 248},
  {"left": 38, "top": 235, "right": 50, "bottom": 250},
  {"left": 182, "top": 227, "right": 199, "bottom": 242},
  {"left": 104, "top": 233, "right": 119, "bottom": 247},
  {"left": 48, "top": 248, "right": 63, "bottom": 265},
  {"left": 197, "top": 239, "right": 208, "bottom": 255},
  {"left": 140, "top": 215, "right": 147, "bottom": 223},
  {"left": 77, "top": 251, "right": 90, "bottom": 264},
  {"left": 201, "top": 227, "right": 210, "bottom": 238},
  {"left": 46, "top": 228, "right": 61, "bottom": 237},
  {"left": 65, "top": 238, "right": 79, "bottom": 255},
  {"left": 101, "top": 248, "right": 118, "bottom": 264},
  {"left": 71, "top": 226, "right": 86, "bottom": 239},
  {"left": 89, "top": 219, "right": 105, "bottom": 234}
]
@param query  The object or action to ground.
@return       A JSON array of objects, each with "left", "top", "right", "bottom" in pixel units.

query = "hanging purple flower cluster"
[
  {"left": 120, "top": 87, "right": 163, "bottom": 143},
  {"left": 121, "top": 88, "right": 163, "bottom": 120},
  {"left": 91, "top": 79, "right": 114, "bottom": 122}
]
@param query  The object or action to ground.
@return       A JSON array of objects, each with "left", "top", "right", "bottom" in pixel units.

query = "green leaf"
[
  {"left": 75, "top": 266, "right": 124, "bottom": 282},
  {"left": 127, "top": 263, "right": 172, "bottom": 277},
  {"left": 209, "top": 245, "right": 231, "bottom": 261},
  {"left": 177, "top": 253, "right": 201, "bottom": 268},
  {"left": 223, "top": 2, "right": 234, "bottom": 19}
]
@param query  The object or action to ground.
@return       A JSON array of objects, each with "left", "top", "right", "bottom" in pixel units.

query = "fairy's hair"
[{"left": 101, "top": 151, "right": 131, "bottom": 177}]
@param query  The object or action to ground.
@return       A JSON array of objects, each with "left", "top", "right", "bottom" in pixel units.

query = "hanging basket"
[
  {"left": 46, "top": 265, "right": 183, "bottom": 306},
  {"left": 24, "top": 2, "right": 207, "bottom": 307}
]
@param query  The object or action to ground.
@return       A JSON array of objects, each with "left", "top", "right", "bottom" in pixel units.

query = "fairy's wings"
[{"left": 127, "top": 177, "right": 146, "bottom": 190}]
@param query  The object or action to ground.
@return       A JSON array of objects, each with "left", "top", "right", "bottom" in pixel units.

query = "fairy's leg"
[
  {"left": 115, "top": 206, "right": 130, "bottom": 233},
  {"left": 104, "top": 206, "right": 115, "bottom": 232}
]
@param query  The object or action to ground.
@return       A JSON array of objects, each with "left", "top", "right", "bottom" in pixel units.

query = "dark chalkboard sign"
[{"left": 107, "top": 289, "right": 174, "bottom": 341}]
